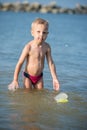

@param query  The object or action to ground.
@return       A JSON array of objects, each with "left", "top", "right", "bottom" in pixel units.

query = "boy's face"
[{"left": 31, "top": 23, "right": 49, "bottom": 45}]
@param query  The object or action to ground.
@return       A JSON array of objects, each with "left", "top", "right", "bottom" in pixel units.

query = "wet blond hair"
[{"left": 31, "top": 18, "right": 49, "bottom": 30}]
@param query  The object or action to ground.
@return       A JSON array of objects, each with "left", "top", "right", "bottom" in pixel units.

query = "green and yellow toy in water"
[{"left": 54, "top": 92, "right": 68, "bottom": 103}]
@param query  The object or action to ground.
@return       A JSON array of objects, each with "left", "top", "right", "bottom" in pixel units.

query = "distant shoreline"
[{"left": 0, "top": 2, "right": 87, "bottom": 14}]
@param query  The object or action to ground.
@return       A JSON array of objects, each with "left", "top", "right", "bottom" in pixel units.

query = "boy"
[{"left": 8, "top": 18, "right": 60, "bottom": 91}]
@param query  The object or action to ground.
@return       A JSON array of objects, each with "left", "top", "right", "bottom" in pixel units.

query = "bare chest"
[{"left": 29, "top": 46, "right": 46, "bottom": 59}]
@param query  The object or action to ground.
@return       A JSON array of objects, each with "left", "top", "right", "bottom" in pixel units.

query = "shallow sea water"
[{"left": 0, "top": 12, "right": 87, "bottom": 130}]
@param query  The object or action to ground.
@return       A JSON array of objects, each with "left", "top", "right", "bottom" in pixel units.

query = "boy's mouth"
[{"left": 38, "top": 37, "right": 43, "bottom": 42}]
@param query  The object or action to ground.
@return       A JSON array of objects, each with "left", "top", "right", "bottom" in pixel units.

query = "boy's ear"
[{"left": 31, "top": 30, "right": 34, "bottom": 36}]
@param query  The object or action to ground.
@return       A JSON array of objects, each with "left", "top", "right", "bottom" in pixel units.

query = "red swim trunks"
[{"left": 23, "top": 72, "right": 43, "bottom": 85}]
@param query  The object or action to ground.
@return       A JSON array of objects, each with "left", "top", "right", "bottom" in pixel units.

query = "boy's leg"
[
  {"left": 23, "top": 77, "right": 32, "bottom": 89},
  {"left": 34, "top": 78, "right": 44, "bottom": 90}
]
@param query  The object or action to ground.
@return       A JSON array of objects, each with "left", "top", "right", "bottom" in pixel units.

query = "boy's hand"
[
  {"left": 53, "top": 79, "right": 60, "bottom": 91},
  {"left": 8, "top": 81, "right": 19, "bottom": 91}
]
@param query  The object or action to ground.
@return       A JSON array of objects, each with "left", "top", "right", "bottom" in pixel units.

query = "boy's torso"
[{"left": 25, "top": 41, "right": 49, "bottom": 76}]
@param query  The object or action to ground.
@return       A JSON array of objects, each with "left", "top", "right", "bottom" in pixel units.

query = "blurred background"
[{"left": 0, "top": 0, "right": 87, "bottom": 8}]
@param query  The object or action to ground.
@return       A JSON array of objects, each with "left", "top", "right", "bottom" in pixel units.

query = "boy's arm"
[
  {"left": 8, "top": 44, "right": 29, "bottom": 90},
  {"left": 46, "top": 44, "right": 60, "bottom": 91}
]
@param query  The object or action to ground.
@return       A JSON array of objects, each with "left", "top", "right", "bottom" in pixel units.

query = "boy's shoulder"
[
  {"left": 23, "top": 41, "right": 32, "bottom": 52},
  {"left": 25, "top": 41, "right": 33, "bottom": 48},
  {"left": 44, "top": 42, "right": 50, "bottom": 47},
  {"left": 26, "top": 40, "right": 32, "bottom": 45},
  {"left": 44, "top": 42, "right": 51, "bottom": 50}
]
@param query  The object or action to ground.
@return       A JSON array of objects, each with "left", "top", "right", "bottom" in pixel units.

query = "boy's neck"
[{"left": 34, "top": 40, "right": 44, "bottom": 47}]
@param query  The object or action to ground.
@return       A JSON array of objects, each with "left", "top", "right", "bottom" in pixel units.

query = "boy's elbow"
[
  {"left": 49, "top": 61, "right": 55, "bottom": 69},
  {"left": 16, "top": 61, "right": 23, "bottom": 68}
]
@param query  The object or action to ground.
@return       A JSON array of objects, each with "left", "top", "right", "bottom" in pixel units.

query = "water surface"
[{"left": 0, "top": 12, "right": 87, "bottom": 130}]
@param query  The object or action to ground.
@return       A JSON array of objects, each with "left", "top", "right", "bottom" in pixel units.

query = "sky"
[{"left": 0, "top": 0, "right": 87, "bottom": 8}]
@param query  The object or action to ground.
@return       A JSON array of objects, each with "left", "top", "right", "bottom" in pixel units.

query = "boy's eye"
[
  {"left": 37, "top": 31, "right": 40, "bottom": 33},
  {"left": 43, "top": 32, "right": 48, "bottom": 34},
  {"left": 37, "top": 31, "right": 48, "bottom": 34}
]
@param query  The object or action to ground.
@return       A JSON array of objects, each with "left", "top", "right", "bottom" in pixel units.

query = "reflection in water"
[
  {"left": 6, "top": 89, "right": 87, "bottom": 130},
  {"left": 8, "top": 89, "right": 57, "bottom": 130}
]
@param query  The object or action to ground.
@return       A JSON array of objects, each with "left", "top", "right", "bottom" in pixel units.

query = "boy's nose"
[{"left": 40, "top": 32, "right": 43, "bottom": 36}]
